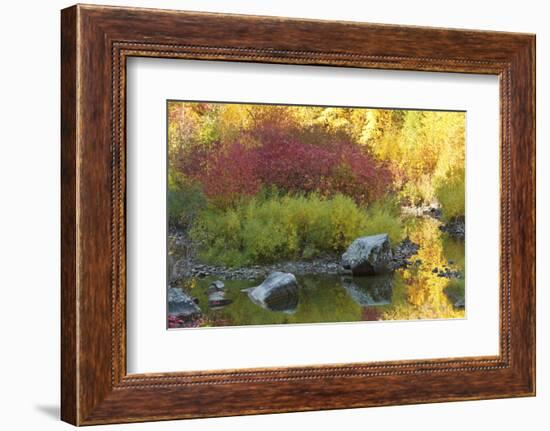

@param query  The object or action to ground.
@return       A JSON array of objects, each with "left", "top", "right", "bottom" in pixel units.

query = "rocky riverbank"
[
  {"left": 167, "top": 224, "right": 466, "bottom": 328},
  {"left": 168, "top": 230, "right": 420, "bottom": 284},
  {"left": 402, "top": 203, "right": 465, "bottom": 240},
  {"left": 439, "top": 216, "right": 465, "bottom": 240},
  {"left": 401, "top": 202, "right": 442, "bottom": 219}
]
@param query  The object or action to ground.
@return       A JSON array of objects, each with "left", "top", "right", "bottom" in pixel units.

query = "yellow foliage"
[
  {"left": 359, "top": 109, "right": 465, "bottom": 206},
  {"left": 382, "top": 218, "right": 464, "bottom": 320},
  {"left": 168, "top": 101, "right": 465, "bottom": 214}
]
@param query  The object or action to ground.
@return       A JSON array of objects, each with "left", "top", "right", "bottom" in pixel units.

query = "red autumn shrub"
[
  {"left": 200, "top": 142, "right": 262, "bottom": 206},
  {"left": 176, "top": 124, "right": 392, "bottom": 206},
  {"left": 255, "top": 135, "right": 336, "bottom": 195},
  {"left": 253, "top": 130, "right": 392, "bottom": 204},
  {"left": 328, "top": 141, "right": 392, "bottom": 203}
]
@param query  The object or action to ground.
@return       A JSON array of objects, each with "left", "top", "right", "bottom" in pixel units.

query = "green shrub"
[
  {"left": 362, "top": 196, "right": 404, "bottom": 245},
  {"left": 190, "top": 193, "right": 404, "bottom": 266},
  {"left": 435, "top": 168, "right": 465, "bottom": 222},
  {"left": 168, "top": 175, "right": 207, "bottom": 229}
]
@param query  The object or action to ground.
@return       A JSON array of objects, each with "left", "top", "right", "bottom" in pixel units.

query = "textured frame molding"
[{"left": 61, "top": 4, "right": 535, "bottom": 425}]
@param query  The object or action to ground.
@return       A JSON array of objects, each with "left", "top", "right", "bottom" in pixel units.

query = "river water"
[{"left": 174, "top": 217, "right": 465, "bottom": 327}]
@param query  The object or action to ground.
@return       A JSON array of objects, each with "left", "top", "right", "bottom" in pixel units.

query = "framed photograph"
[{"left": 61, "top": 4, "right": 536, "bottom": 425}]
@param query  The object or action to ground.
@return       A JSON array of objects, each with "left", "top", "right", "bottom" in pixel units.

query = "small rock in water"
[
  {"left": 247, "top": 272, "right": 299, "bottom": 313},
  {"left": 207, "top": 280, "right": 225, "bottom": 295},
  {"left": 389, "top": 238, "right": 419, "bottom": 270},
  {"left": 436, "top": 267, "right": 463, "bottom": 279},
  {"left": 208, "top": 290, "right": 232, "bottom": 308}
]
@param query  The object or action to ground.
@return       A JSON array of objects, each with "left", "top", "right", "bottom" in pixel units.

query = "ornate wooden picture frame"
[{"left": 61, "top": 4, "right": 535, "bottom": 425}]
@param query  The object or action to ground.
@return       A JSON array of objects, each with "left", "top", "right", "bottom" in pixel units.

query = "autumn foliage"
[
  {"left": 175, "top": 112, "right": 391, "bottom": 207},
  {"left": 168, "top": 101, "right": 465, "bottom": 265}
]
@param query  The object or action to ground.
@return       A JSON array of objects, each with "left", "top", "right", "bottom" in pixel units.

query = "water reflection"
[
  {"left": 341, "top": 274, "right": 393, "bottom": 306},
  {"left": 380, "top": 218, "right": 464, "bottom": 321},
  {"left": 173, "top": 217, "right": 465, "bottom": 327}
]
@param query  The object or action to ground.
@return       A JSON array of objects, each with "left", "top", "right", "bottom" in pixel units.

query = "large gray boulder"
[
  {"left": 341, "top": 274, "right": 393, "bottom": 306},
  {"left": 341, "top": 234, "right": 393, "bottom": 275},
  {"left": 246, "top": 272, "right": 299, "bottom": 313},
  {"left": 168, "top": 287, "right": 201, "bottom": 318}
]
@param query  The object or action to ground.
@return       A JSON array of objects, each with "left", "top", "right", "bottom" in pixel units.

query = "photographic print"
[{"left": 167, "top": 101, "right": 466, "bottom": 329}]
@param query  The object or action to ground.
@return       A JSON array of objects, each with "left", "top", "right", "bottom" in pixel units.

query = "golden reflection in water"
[{"left": 381, "top": 218, "right": 465, "bottom": 321}]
